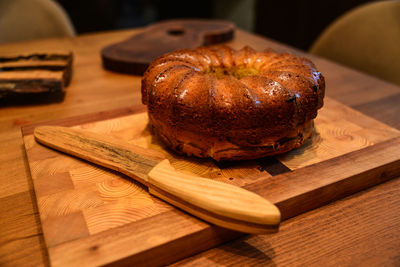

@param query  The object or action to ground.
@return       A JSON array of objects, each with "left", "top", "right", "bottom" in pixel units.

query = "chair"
[
  {"left": 0, "top": 0, "right": 75, "bottom": 44},
  {"left": 310, "top": 0, "right": 400, "bottom": 86}
]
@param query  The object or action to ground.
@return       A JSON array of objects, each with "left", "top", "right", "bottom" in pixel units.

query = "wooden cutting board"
[
  {"left": 22, "top": 97, "right": 400, "bottom": 267},
  {"left": 101, "top": 19, "right": 235, "bottom": 75}
]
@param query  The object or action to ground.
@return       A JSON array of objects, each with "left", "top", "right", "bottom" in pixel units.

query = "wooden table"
[{"left": 0, "top": 28, "right": 399, "bottom": 267}]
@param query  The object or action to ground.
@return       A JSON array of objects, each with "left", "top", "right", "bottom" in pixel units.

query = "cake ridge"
[{"left": 141, "top": 45, "right": 325, "bottom": 161}]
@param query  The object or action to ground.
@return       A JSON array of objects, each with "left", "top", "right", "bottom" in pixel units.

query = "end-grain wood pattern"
[
  {"left": 22, "top": 97, "right": 400, "bottom": 266},
  {"left": 33, "top": 126, "right": 281, "bottom": 234}
]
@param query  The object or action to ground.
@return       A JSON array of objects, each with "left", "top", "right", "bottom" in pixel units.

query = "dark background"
[{"left": 56, "top": 0, "right": 378, "bottom": 51}]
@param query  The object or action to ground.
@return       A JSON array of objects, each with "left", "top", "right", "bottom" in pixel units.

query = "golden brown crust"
[
  {"left": 141, "top": 45, "right": 325, "bottom": 161},
  {"left": 149, "top": 115, "right": 315, "bottom": 161}
]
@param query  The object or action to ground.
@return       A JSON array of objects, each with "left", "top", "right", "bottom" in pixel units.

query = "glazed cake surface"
[{"left": 141, "top": 45, "right": 325, "bottom": 161}]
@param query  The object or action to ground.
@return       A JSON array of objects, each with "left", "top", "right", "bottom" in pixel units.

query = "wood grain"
[
  {"left": 148, "top": 160, "right": 280, "bottom": 234},
  {"left": 33, "top": 125, "right": 164, "bottom": 183},
  {"left": 22, "top": 97, "right": 400, "bottom": 266},
  {"left": 101, "top": 19, "right": 235, "bottom": 75},
  {"left": 0, "top": 52, "right": 73, "bottom": 99},
  {"left": 33, "top": 126, "right": 281, "bottom": 234},
  {"left": 171, "top": 177, "right": 400, "bottom": 267},
  {"left": 1, "top": 28, "right": 400, "bottom": 267},
  {"left": 248, "top": 136, "right": 400, "bottom": 220}
]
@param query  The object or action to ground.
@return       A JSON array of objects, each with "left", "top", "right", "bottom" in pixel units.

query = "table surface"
[{"left": 0, "top": 28, "right": 399, "bottom": 267}]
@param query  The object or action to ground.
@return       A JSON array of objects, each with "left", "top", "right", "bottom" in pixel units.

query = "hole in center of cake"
[{"left": 206, "top": 66, "right": 259, "bottom": 79}]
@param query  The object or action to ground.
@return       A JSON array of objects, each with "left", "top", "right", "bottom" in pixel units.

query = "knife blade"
[{"left": 34, "top": 126, "right": 280, "bottom": 234}]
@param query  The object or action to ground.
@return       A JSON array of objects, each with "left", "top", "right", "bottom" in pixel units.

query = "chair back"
[{"left": 310, "top": 0, "right": 400, "bottom": 85}]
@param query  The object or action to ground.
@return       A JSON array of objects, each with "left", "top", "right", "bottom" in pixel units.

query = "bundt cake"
[{"left": 141, "top": 45, "right": 325, "bottom": 161}]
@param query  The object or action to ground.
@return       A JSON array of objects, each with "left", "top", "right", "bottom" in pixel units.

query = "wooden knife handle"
[
  {"left": 34, "top": 126, "right": 280, "bottom": 234},
  {"left": 148, "top": 160, "right": 280, "bottom": 234}
]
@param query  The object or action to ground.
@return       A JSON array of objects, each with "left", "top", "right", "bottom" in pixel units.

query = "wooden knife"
[{"left": 34, "top": 126, "right": 280, "bottom": 234}]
